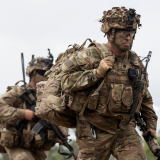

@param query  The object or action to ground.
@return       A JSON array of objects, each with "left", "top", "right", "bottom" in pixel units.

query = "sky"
[{"left": 0, "top": 0, "right": 160, "bottom": 137}]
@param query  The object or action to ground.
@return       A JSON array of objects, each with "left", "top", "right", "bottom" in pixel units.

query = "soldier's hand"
[
  {"left": 58, "top": 126, "right": 69, "bottom": 137},
  {"left": 24, "top": 109, "right": 35, "bottom": 121},
  {"left": 58, "top": 134, "right": 70, "bottom": 144},
  {"left": 143, "top": 128, "right": 157, "bottom": 139},
  {"left": 97, "top": 57, "right": 114, "bottom": 78}
]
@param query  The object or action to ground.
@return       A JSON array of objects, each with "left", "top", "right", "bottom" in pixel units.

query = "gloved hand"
[
  {"left": 97, "top": 57, "right": 115, "bottom": 78},
  {"left": 58, "top": 126, "right": 70, "bottom": 144},
  {"left": 58, "top": 126, "right": 69, "bottom": 137},
  {"left": 143, "top": 128, "right": 157, "bottom": 139},
  {"left": 143, "top": 129, "right": 160, "bottom": 155}
]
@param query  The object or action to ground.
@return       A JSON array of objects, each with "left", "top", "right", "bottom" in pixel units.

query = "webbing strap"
[
  {"left": 15, "top": 80, "right": 26, "bottom": 86},
  {"left": 79, "top": 38, "right": 92, "bottom": 51},
  {"left": 79, "top": 79, "right": 105, "bottom": 117},
  {"left": 88, "top": 42, "right": 113, "bottom": 59}
]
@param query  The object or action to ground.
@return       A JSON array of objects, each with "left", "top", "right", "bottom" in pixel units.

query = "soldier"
[
  {"left": 0, "top": 56, "right": 68, "bottom": 160},
  {"left": 36, "top": 7, "right": 158, "bottom": 160}
]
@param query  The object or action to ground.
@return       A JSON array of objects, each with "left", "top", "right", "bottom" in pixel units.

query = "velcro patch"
[{"left": 65, "top": 59, "right": 74, "bottom": 68}]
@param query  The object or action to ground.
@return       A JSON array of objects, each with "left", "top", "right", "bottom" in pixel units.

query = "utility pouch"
[
  {"left": 88, "top": 80, "right": 105, "bottom": 110},
  {"left": 109, "top": 84, "right": 123, "bottom": 112},
  {"left": 22, "top": 130, "right": 34, "bottom": 148},
  {"left": 1, "top": 131, "right": 14, "bottom": 148},
  {"left": 46, "top": 94, "right": 66, "bottom": 112},
  {"left": 88, "top": 92, "right": 99, "bottom": 110},
  {"left": 71, "top": 90, "right": 89, "bottom": 112},
  {"left": 47, "top": 130, "right": 56, "bottom": 140},
  {"left": 43, "top": 130, "right": 56, "bottom": 151},
  {"left": 121, "top": 86, "right": 133, "bottom": 112},
  {"left": 33, "top": 134, "right": 44, "bottom": 148}
]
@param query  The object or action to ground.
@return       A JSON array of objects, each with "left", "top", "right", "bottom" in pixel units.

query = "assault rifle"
[
  {"left": 130, "top": 51, "right": 152, "bottom": 118},
  {"left": 18, "top": 53, "right": 77, "bottom": 160},
  {"left": 129, "top": 51, "right": 160, "bottom": 159}
]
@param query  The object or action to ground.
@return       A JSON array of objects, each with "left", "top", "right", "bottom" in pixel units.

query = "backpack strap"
[
  {"left": 15, "top": 80, "right": 26, "bottom": 86},
  {"left": 79, "top": 79, "right": 105, "bottom": 117},
  {"left": 79, "top": 38, "right": 92, "bottom": 51},
  {"left": 88, "top": 42, "right": 113, "bottom": 59},
  {"left": 128, "top": 50, "right": 142, "bottom": 67}
]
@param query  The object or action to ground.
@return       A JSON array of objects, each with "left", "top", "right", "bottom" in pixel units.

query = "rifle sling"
[{"left": 31, "top": 120, "right": 48, "bottom": 135}]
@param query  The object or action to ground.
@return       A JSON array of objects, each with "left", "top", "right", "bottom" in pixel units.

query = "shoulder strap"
[
  {"left": 129, "top": 50, "right": 142, "bottom": 67},
  {"left": 15, "top": 80, "right": 26, "bottom": 86},
  {"left": 79, "top": 79, "right": 105, "bottom": 117},
  {"left": 88, "top": 42, "right": 113, "bottom": 59}
]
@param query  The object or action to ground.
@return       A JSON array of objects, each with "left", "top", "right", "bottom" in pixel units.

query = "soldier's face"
[
  {"left": 31, "top": 70, "right": 47, "bottom": 84},
  {"left": 114, "top": 30, "right": 135, "bottom": 51},
  {"left": 34, "top": 73, "right": 47, "bottom": 84}
]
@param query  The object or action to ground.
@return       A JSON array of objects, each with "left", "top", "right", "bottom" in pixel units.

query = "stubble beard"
[{"left": 120, "top": 45, "right": 130, "bottom": 52}]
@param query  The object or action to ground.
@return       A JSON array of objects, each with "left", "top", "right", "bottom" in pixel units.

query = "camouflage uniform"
[
  {"left": 0, "top": 57, "right": 68, "bottom": 160},
  {"left": 36, "top": 7, "right": 157, "bottom": 160}
]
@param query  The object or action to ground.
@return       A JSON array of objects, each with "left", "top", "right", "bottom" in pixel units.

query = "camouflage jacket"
[
  {"left": 0, "top": 82, "right": 57, "bottom": 150},
  {"left": 60, "top": 43, "right": 157, "bottom": 132},
  {"left": 0, "top": 83, "right": 30, "bottom": 124}
]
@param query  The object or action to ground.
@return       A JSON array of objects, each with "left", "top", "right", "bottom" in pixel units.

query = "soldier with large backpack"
[{"left": 36, "top": 7, "right": 159, "bottom": 159}]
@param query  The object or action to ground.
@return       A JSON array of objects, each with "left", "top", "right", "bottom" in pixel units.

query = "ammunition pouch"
[
  {"left": 32, "top": 133, "right": 44, "bottom": 148},
  {"left": 0, "top": 126, "right": 55, "bottom": 150},
  {"left": 108, "top": 84, "right": 133, "bottom": 113},
  {"left": 43, "top": 130, "right": 57, "bottom": 151},
  {"left": 22, "top": 130, "right": 34, "bottom": 148},
  {"left": 70, "top": 90, "right": 89, "bottom": 112},
  {"left": 1, "top": 129, "right": 18, "bottom": 148}
]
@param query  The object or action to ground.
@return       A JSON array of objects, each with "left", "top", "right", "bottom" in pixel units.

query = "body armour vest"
[{"left": 68, "top": 43, "right": 147, "bottom": 121}]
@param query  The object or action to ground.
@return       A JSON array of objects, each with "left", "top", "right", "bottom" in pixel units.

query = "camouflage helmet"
[
  {"left": 26, "top": 57, "right": 49, "bottom": 76},
  {"left": 99, "top": 7, "right": 141, "bottom": 33},
  {"left": 26, "top": 49, "right": 54, "bottom": 76}
]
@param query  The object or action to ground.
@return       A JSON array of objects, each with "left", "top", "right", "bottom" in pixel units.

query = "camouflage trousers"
[
  {"left": 76, "top": 119, "right": 146, "bottom": 160},
  {"left": 5, "top": 147, "right": 46, "bottom": 160}
]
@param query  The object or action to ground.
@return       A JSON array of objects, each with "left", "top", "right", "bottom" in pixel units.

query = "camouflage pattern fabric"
[
  {"left": 36, "top": 42, "right": 157, "bottom": 132},
  {"left": 60, "top": 43, "right": 157, "bottom": 131},
  {"left": 35, "top": 42, "right": 89, "bottom": 128},
  {"left": 76, "top": 119, "right": 146, "bottom": 160},
  {"left": 99, "top": 7, "right": 141, "bottom": 33},
  {"left": 5, "top": 146, "right": 46, "bottom": 160},
  {"left": 0, "top": 82, "right": 65, "bottom": 158},
  {"left": 35, "top": 81, "right": 77, "bottom": 128},
  {"left": 59, "top": 43, "right": 156, "bottom": 159},
  {"left": 35, "top": 40, "right": 157, "bottom": 159},
  {"left": 0, "top": 83, "right": 30, "bottom": 123}
]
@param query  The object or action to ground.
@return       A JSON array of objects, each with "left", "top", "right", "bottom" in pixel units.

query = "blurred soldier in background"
[{"left": 0, "top": 55, "right": 68, "bottom": 160}]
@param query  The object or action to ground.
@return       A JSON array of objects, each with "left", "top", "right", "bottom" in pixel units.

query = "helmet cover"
[
  {"left": 99, "top": 7, "right": 141, "bottom": 33},
  {"left": 26, "top": 57, "right": 50, "bottom": 76}
]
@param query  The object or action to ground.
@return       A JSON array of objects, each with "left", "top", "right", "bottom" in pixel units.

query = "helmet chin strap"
[{"left": 130, "top": 34, "right": 135, "bottom": 50}]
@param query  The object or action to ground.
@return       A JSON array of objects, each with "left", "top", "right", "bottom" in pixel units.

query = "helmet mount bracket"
[{"left": 126, "top": 8, "right": 136, "bottom": 29}]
